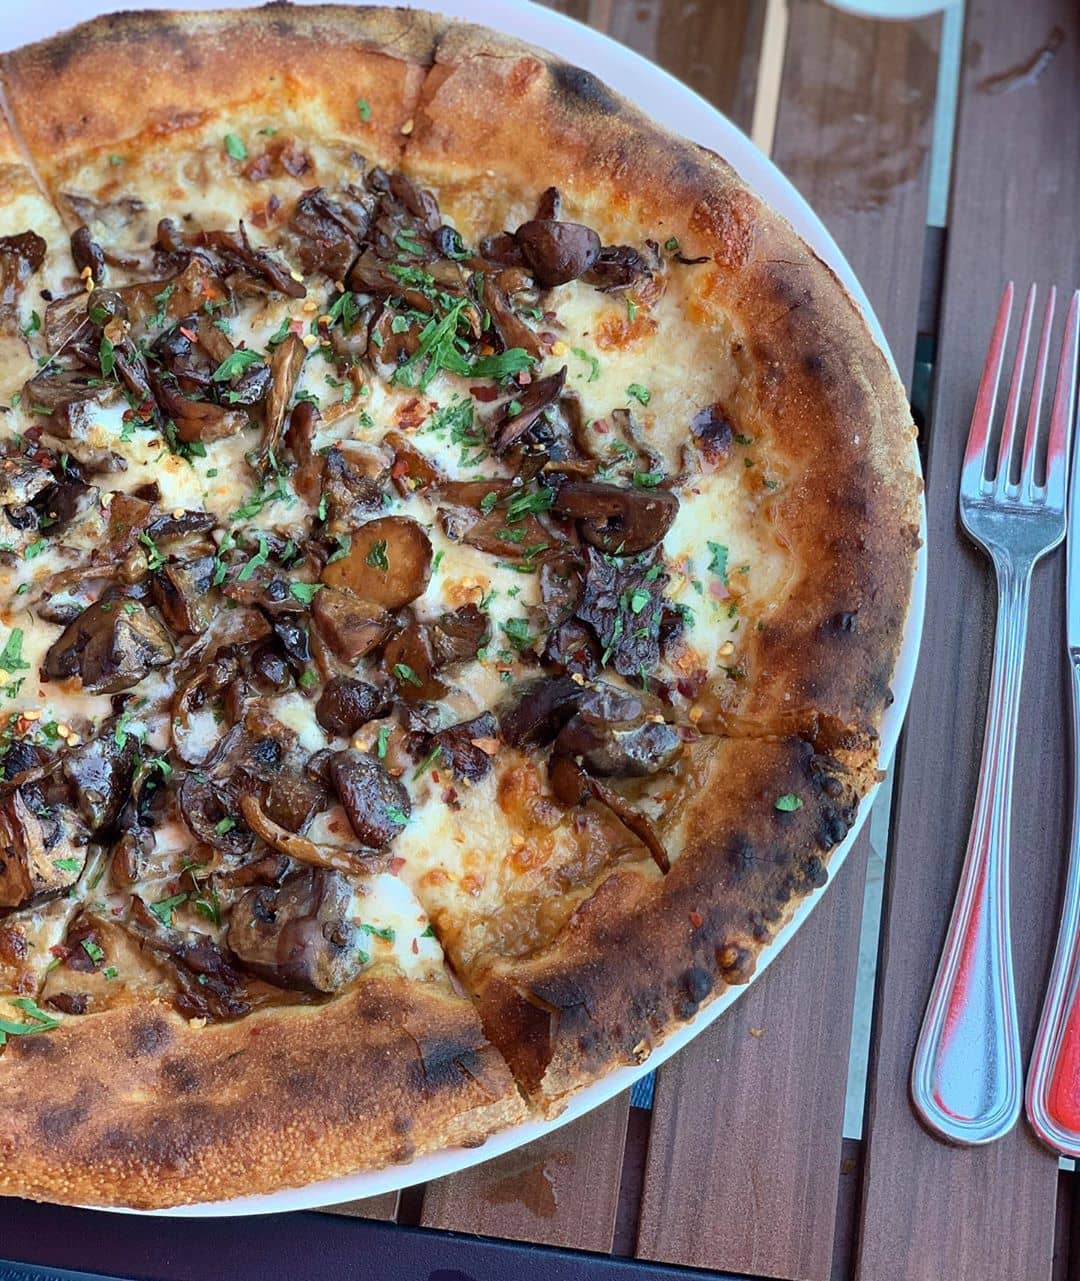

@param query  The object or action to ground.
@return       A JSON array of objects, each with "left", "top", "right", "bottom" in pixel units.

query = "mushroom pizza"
[{"left": 0, "top": 6, "right": 921, "bottom": 1207}]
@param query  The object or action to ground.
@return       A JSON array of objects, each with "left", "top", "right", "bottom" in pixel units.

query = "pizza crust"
[
  {"left": 0, "top": 973, "right": 524, "bottom": 1209},
  {"left": 0, "top": 5, "right": 445, "bottom": 208}
]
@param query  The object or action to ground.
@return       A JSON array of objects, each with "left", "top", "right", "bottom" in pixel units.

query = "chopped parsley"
[
  {"left": 357, "top": 98, "right": 372, "bottom": 121},
  {"left": 236, "top": 533, "right": 269, "bottom": 583},
  {"left": 385, "top": 805, "right": 409, "bottom": 826},
  {"left": 52, "top": 857, "right": 82, "bottom": 875},
  {"left": 413, "top": 745, "right": 443, "bottom": 779},
  {"left": 223, "top": 132, "right": 248, "bottom": 160},
  {"left": 393, "top": 662, "right": 423, "bottom": 688},
  {"left": 0, "top": 998, "right": 58, "bottom": 1045},
  {"left": 774, "top": 794, "right": 804, "bottom": 813},
  {"left": 289, "top": 582, "right": 323, "bottom": 604},
  {"left": 22, "top": 538, "right": 47, "bottom": 560},
  {"left": 81, "top": 939, "right": 104, "bottom": 965},
  {"left": 571, "top": 347, "right": 600, "bottom": 382},
  {"left": 0, "top": 628, "right": 30, "bottom": 674},
  {"left": 365, "top": 539, "right": 390, "bottom": 571},
  {"left": 138, "top": 533, "right": 166, "bottom": 571},
  {"left": 149, "top": 892, "right": 188, "bottom": 926},
  {"left": 299, "top": 668, "right": 319, "bottom": 690},
  {"left": 501, "top": 617, "right": 533, "bottom": 651},
  {"left": 633, "top": 470, "right": 664, "bottom": 489},
  {"left": 360, "top": 923, "right": 395, "bottom": 942},
  {"left": 376, "top": 725, "right": 391, "bottom": 758},
  {"left": 626, "top": 383, "right": 651, "bottom": 406},
  {"left": 21, "top": 311, "right": 41, "bottom": 338},
  {"left": 212, "top": 348, "right": 262, "bottom": 382},
  {"left": 98, "top": 335, "right": 116, "bottom": 377},
  {"left": 707, "top": 541, "right": 729, "bottom": 584}
]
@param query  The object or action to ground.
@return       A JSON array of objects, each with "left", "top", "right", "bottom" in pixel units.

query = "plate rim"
[{"left": 2, "top": 0, "right": 928, "bottom": 1217}]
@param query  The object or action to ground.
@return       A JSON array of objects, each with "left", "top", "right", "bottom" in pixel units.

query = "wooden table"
[{"left": 1, "top": 3, "right": 1078, "bottom": 1279}]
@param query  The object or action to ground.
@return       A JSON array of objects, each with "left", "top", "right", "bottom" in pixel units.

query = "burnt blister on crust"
[{"left": 549, "top": 62, "right": 619, "bottom": 116}]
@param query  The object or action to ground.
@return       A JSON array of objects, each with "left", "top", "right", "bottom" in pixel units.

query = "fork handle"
[
  {"left": 911, "top": 553, "right": 1031, "bottom": 1144},
  {"left": 1026, "top": 653, "right": 1080, "bottom": 1154}
]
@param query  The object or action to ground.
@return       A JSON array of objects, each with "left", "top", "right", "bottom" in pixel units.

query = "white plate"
[{"left": 3, "top": 0, "right": 928, "bottom": 1217}]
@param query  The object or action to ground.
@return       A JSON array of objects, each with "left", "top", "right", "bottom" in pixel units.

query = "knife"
[{"left": 1025, "top": 289, "right": 1080, "bottom": 1154}]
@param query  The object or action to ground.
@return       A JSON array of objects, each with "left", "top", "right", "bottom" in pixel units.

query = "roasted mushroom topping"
[
  {"left": 311, "top": 587, "right": 392, "bottom": 665},
  {"left": 62, "top": 731, "right": 138, "bottom": 834},
  {"left": 42, "top": 598, "right": 175, "bottom": 694},
  {"left": 255, "top": 333, "right": 306, "bottom": 473},
  {"left": 548, "top": 754, "right": 670, "bottom": 873},
  {"left": 287, "top": 186, "right": 371, "bottom": 279},
  {"left": 553, "top": 684, "right": 682, "bottom": 777},
  {"left": 150, "top": 554, "right": 216, "bottom": 634},
  {"left": 575, "top": 546, "right": 669, "bottom": 679},
  {"left": 227, "top": 867, "right": 364, "bottom": 994},
  {"left": 321, "top": 515, "right": 432, "bottom": 610},
  {"left": 428, "top": 603, "right": 491, "bottom": 668},
  {"left": 552, "top": 480, "right": 678, "bottom": 555},
  {"left": 382, "top": 614, "right": 446, "bottom": 702},
  {"left": 0, "top": 792, "right": 88, "bottom": 909},
  {"left": 514, "top": 220, "right": 601, "bottom": 287},
  {"left": 315, "top": 676, "right": 391, "bottom": 737},
  {"left": 328, "top": 751, "right": 410, "bottom": 850},
  {"left": 178, "top": 774, "right": 254, "bottom": 857},
  {"left": 0, "top": 231, "right": 47, "bottom": 334},
  {"left": 491, "top": 367, "right": 567, "bottom": 453},
  {"left": 237, "top": 793, "right": 375, "bottom": 877},
  {"left": 429, "top": 712, "right": 499, "bottom": 782},
  {"left": 499, "top": 676, "right": 586, "bottom": 749}
]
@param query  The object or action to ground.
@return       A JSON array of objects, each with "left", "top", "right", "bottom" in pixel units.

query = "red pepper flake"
[
  {"left": 470, "top": 384, "right": 501, "bottom": 402},
  {"left": 179, "top": 326, "right": 197, "bottom": 342},
  {"left": 390, "top": 459, "right": 409, "bottom": 480},
  {"left": 48, "top": 944, "right": 69, "bottom": 958},
  {"left": 288, "top": 318, "right": 304, "bottom": 336},
  {"left": 411, "top": 938, "right": 419, "bottom": 954},
  {"left": 387, "top": 856, "right": 406, "bottom": 875},
  {"left": 430, "top": 769, "right": 440, "bottom": 784},
  {"left": 689, "top": 910, "right": 704, "bottom": 929}
]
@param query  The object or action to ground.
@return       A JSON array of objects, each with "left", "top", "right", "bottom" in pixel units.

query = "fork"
[{"left": 911, "top": 282, "right": 1075, "bottom": 1146}]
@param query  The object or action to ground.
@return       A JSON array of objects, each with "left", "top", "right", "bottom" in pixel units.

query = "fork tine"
[
  {"left": 995, "top": 284, "right": 1037, "bottom": 496},
  {"left": 1018, "top": 287, "right": 1056, "bottom": 499},
  {"left": 963, "top": 282, "right": 1013, "bottom": 494},
  {"left": 1043, "top": 289, "right": 1079, "bottom": 511}
]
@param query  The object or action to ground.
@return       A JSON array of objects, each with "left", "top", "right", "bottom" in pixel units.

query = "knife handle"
[{"left": 1026, "top": 653, "right": 1080, "bottom": 1154}]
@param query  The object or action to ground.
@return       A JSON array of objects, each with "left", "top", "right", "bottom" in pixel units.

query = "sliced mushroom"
[
  {"left": 386, "top": 429, "right": 444, "bottom": 496},
  {"left": 491, "top": 367, "right": 567, "bottom": 453},
  {"left": 499, "top": 676, "right": 586, "bottom": 750},
  {"left": 382, "top": 615, "right": 445, "bottom": 702},
  {"left": 238, "top": 793, "right": 378, "bottom": 876},
  {"left": 0, "top": 792, "right": 88, "bottom": 909},
  {"left": 150, "top": 555, "right": 216, "bottom": 634},
  {"left": 311, "top": 587, "right": 392, "bottom": 664},
  {"left": 552, "top": 480, "right": 678, "bottom": 555},
  {"left": 429, "top": 712, "right": 499, "bottom": 782},
  {"left": 429, "top": 603, "right": 491, "bottom": 668},
  {"left": 328, "top": 751, "right": 410, "bottom": 850},
  {"left": 581, "top": 243, "right": 657, "bottom": 292},
  {"left": 553, "top": 684, "right": 681, "bottom": 777},
  {"left": 548, "top": 754, "right": 669, "bottom": 873},
  {"left": 0, "top": 231, "right": 47, "bottom": 335},
  {"left": 227, "top": 867, "right": 364, "bottom": 994},
  {"left": 0, "top": 457, "right": 52, "bottom": 508},
  {"left": 321, "top": 515, "right": 432, "bottom": 610},
  {"left": 178, "top": 774, "right": 255, "bottom": 857},
  {"left": 315, "top": 676, "right": 391, "bottom": 737},
  {"left": 287, "top": 186, "right": 371, "bottom": 279},
  {"left": 62, "top": 731, "right": 138, "bottom": 833},
  {"left": 42, "top": 598, "right": 175, "bottom": 694},
  {"left": 255, "top": 333, "right": 306, "bottom": 473},
  {"left": 514, "top": 220, "right": 601, "bottom": 287}
]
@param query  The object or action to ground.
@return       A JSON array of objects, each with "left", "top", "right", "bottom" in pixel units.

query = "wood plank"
[
  {"left": 856, "top": 4, "right": 1080, "bottom": 1280},
  {"left": 636, "top": 6, "right": 940, "bottom": 1277},
  {"left": 323, "top": 1192, "right": 400, "bottom": 1221},
  {"left": 638, "top": 839, "right": 871, "bottom": 1277},
  {"left": 538, "top": 1, "right": 763, "bottom": 136},
  {"left": 420, "top": 1097, "right": 630, "bottom": 1249},
  {"left": 420, "top": 1, "right": 766, "bottom": 1252}
]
